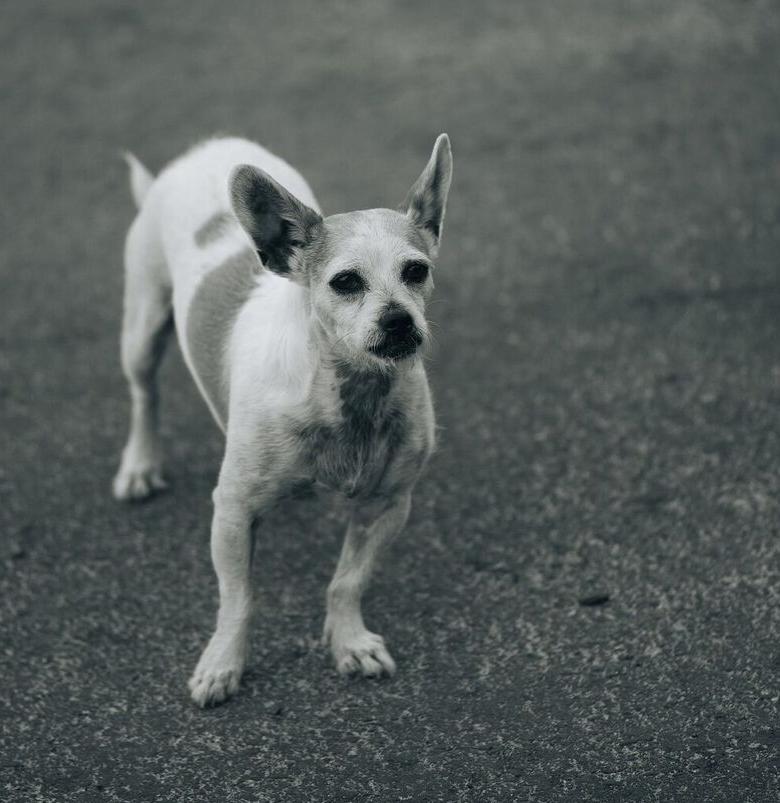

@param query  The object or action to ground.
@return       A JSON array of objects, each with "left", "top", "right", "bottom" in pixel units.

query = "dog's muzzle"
[{"left": 370, "top": 307, "right": 424, "bottom": 359}]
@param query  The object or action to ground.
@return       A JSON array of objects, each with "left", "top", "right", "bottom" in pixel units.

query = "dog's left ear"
[
  {"left": 400, "top": 133, "right": 453, "bottom": 255},
  {"left": 230, "top": 165, "right": 323, "bottom": 280}
]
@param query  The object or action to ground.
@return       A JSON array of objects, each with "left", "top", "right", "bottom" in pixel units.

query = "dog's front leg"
[
  {"left": 188, "top": 485, "right": 258, "bottom": 707},
  {"left": 324, "top": 491, "right": 412, "bottom": 678}
]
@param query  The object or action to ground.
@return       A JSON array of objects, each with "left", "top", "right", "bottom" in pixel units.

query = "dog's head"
[{"left": 230, "top": 134, "right": 453, "bottom": 367}]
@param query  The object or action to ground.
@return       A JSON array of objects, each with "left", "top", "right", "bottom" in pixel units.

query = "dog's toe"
[
  {"left": 337, "top": 652, "right": 361, "bottom": 676},
  {"left": 355, "top": 653, "right": 384, "bottom": 678},
  {"left": 113, "top": 466, "right": 167, "bottom": 502},
  {"left": 333, "top": 631, "right": 396, "bottom": 679},
  {"left": 188, "top": 668, "right": 241, "bottom": 708},
  {"left": 189, "top": 637, "right": 246, "bottom": 707}
]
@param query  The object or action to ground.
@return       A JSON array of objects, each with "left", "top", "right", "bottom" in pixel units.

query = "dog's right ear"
[{"left": 230, "top": 165, "right": 323, "bottom": 279}]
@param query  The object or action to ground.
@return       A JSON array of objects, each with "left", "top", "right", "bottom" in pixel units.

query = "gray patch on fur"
[
  {"left": 186, "top": 249, "right": 258, "bottom": 426},
  {"left": 194, "top": 211, "right": 235, "bottom": 248},
  {"left": 297, "top": 363, "right": 407, "bottom": 499}
]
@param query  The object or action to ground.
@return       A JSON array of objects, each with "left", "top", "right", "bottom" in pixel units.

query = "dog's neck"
[
  {"left": 333, "top": 359, "right": 397, "bottom": 423},
  {"left": 296, "top": 345, "right": 411, "bottom": 499}
]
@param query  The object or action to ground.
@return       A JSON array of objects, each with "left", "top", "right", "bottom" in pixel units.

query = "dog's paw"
[
  {"left": 188, "top": 640, "right": 245, "bottom": 707},
  {"left": 189, "top": 666, "right": 241, "bottom": 708},
  {"left": 112, "top": 464, "right": 167, "bottom": 502},
  {"left": 328, "top": 629, "right": 397, "bottom": 678}
]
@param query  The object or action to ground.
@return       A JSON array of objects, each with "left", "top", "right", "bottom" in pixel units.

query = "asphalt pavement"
[{"left": 2, "top": 2, "right": 779, "bottom": 801}]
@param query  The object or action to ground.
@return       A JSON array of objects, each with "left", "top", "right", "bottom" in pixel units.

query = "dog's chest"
[{"left": 298, "top": 368, "right": 407, "bottom": 499}]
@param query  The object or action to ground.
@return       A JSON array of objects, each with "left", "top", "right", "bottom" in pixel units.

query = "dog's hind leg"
[
  {"left": 113, "top": 216, "right": 174, "bottom": 501},
  {"left": 323, "top": 492, "right": 412, "bottom": 678}
]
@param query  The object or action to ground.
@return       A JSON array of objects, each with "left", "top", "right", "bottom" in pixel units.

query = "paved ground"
[{"left": 2, "top": 1, "right": 780, "bottom": 801}]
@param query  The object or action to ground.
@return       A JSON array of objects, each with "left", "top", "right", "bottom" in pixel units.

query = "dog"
[{"left": 113, "top": 134, "right": 453, "bottom": 706}]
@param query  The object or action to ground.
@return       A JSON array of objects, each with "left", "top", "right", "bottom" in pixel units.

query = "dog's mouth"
[{"left": 369, "top": 330, "right": 424, "bottom": 360}]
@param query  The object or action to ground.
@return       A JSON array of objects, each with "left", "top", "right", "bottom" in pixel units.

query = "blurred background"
[{"left": 1, "top": 1, "right": 779, "bottom": 801}]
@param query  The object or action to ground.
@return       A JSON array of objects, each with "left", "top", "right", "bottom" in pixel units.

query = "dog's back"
[{"left": 132, "top": 137, "right": 319, "bottom": 320}]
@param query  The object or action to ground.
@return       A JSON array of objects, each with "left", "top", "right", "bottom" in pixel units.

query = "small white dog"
[{"left": 113, "top": 135, "right": 453, "bottom": 706}]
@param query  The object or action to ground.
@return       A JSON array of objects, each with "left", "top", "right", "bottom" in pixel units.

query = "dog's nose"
[{"left": 378, "top": 307, "right": 414, "bottom": 336}]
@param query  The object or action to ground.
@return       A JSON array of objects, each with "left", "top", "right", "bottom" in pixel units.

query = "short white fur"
[{"left": 113, "top": 135, "right": 453, "bottom": 706}]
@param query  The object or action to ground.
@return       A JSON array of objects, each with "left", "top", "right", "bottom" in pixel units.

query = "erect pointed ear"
[
  {"left": 400, "top": 133, "right": 453, "bottom": 255},
  {"left": 229, "top": 165, "right": 323, "bottom": 279}
]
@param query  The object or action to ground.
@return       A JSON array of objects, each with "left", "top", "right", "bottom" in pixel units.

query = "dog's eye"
[
  {"left": 329, "top": 271, "right": 365, "bottom": 295},
  {"left": 402, "top": 261, "right": 430, "bottom": 284}
]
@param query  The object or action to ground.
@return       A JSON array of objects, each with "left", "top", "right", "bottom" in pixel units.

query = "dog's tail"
[{"left": 121, "top": 151, "right": 154, "bottom": 209}]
